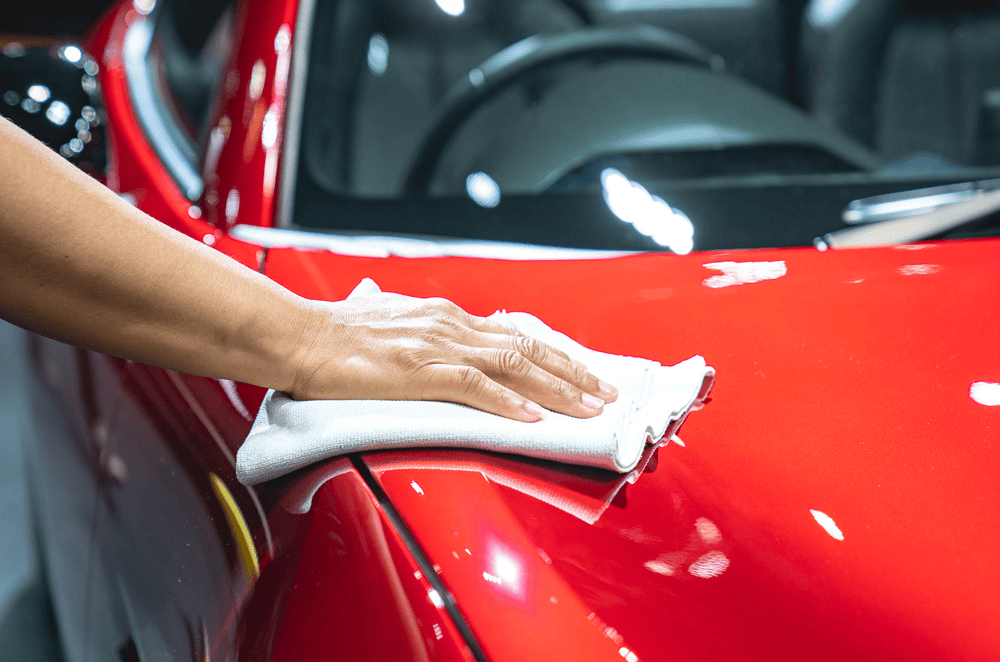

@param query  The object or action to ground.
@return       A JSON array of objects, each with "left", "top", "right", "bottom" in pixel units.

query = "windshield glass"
[{"left": 291, "top": 0, "right": 1000, "bottom": 252}]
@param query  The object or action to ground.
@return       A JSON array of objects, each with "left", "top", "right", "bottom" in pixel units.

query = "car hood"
[{"left": 263, "top": 238, "right": 1000, "bottom": 661}]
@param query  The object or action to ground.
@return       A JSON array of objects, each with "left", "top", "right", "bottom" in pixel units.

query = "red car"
[{"left": 10, "top": 0, "right": 1000, "bottom": 660}]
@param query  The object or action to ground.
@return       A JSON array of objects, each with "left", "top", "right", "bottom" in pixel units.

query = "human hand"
[{"left": 287, "top": 292, "right": 618, "bottom": 422}]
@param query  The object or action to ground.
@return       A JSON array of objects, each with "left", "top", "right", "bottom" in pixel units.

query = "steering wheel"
[{"left": 402, "top": 25, "right": 722, "bottom": 196}]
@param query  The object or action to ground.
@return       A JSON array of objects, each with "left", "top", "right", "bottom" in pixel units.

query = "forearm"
[{"left": 0, "top": 117, "right": 309, "bottom": 391}]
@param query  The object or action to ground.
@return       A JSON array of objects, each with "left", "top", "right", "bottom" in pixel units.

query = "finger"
[
  {"left": 421, "top": 364, "right": 547, "bottom": 422},
  {"left": 471, "top": 332, "right": 618, "bottom": 403},
  {"left": 470, "top": 347, "right": 607, "bottom": 418},
  {"left": 462, "top": 311, "right": 527, "bottom": 338}
]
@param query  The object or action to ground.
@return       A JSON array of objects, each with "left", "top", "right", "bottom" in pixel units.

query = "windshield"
[{"left": 290, "top": 0, "right": 1000, "bottom": 252}]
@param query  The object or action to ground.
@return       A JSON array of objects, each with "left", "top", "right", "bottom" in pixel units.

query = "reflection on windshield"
[
  {"left": 466, "top": 171, "right": 501, "bottom": 208},
  {"left": 367, "top": 33, "right": 389, "bottom": 77},
  {"left": 601, "top": 168, "right": 694, "bottom": 254},
  {"left": 434, "top": 0, "right": 464, "bottom": 17}
]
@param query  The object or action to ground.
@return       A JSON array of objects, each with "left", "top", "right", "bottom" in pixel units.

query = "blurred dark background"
[
  {"left": 2, "top": 5, "right": 118, "bottom": 660},
  {"left": 2, "top": 0, "right": 116, "bottom": 37}
]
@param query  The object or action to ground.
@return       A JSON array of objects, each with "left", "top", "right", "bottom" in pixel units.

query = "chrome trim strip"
[
  {"left": 841, "top": 178, "right": 1000, "bottom": 225},
  {"left": 230, "top": 224, "right": 634, "bottom": 260},
  {"left": 275, "top": 0, "right": 317, "bottom": 228},
  {"left": 819, "top": 186, "right": 1000, "bottom": 248},
  {"left": 123, "top": 17, "right": 204, "bottom": 200}
]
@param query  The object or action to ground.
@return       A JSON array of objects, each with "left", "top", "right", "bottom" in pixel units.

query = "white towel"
[{"left": 236, "top": 279, "right": 714, "bottom": 486}]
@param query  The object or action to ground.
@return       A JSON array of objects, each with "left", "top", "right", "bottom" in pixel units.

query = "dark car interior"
[{"left": 155, "top": 0, "right": 1000, "bottom": 251}]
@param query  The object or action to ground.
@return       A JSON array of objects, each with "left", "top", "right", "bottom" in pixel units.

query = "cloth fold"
[{"left": 236, "top": 279, "right": 714, "bottom": 486}]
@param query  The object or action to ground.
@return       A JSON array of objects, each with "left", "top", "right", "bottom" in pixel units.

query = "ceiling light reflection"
[
  {"left": 60, "top": 46, "right": 82, "bottom": 64},
  {"left": 806, "top": 0, "right": 861, "bottom": 30},
  {"left": 45, "top": 100, "right": 71, "bottom": 126},
  {"left": 367, "top": 33, "right": 389, "bottom": 76},
  {"left": 133, "top": 0, "right": 156, "bottom": 14},
  {"left": 27, "top": 84, "right": 50, "bottom": 103},
  {"left": 810, "top": 509, "right": 844, "bottom": 540},
  {"left": 695, "top": 517, "right": 722, "bottom": 544},
  {"left": 435, "top": 0, "right": 465, "bottom": 16},
  {"left": 2, "top": 43, "right": 26, "bottom": 58},
  {"left": 466, "top": 172, "right": 501, "bottom": 208},
  {"left": 493, "top": 552, "right": 520, "bottom": 585},
  {"left": 600, "top": 168, "right": 694, "bottom": 254},
  {"left": 688, "top": 550, "right": 730, "bottom": 578},
  {"left": 970, "top": 382, "right": 1000, "bottom": 406},
  {"left": 619, "top": 647, "right": 639, "bottom": 662},
  {"left": 702, "top": 260, "right": 786, "bottom": 288},
  {"left": 897, "top": 264, "right": 941, "bottom": 276}
]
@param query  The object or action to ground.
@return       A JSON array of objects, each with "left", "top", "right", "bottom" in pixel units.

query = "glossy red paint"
[
  {"left": 203, "top": 0, "right": 298, "bottom": 231},
  {"left": 260, "top": 238, "right": 1000, "bottom": 660},
  {"left": 264, "top": 459, "right": 477, "bottom": 662},
  {"left": 87, "top": 2, "right": 260, "bottom": 268}
]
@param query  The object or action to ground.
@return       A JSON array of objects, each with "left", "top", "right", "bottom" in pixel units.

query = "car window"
[
  {"left": 148, "top": 0, "right": 234, "bottom": 153},
  {"left": 289, "top": 0, "right": 1000, "bottom": 252}
]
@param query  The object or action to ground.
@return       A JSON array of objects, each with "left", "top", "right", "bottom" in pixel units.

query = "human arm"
[{"left": 0, "top": 117, "right": 616, "bottom": 421}]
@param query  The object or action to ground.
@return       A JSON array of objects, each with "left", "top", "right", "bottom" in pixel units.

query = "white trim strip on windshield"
[
  {"left": 123, "top": 16, "right": 204, "bottom": 200},
  {"left": 230, "top": 224, "right": 633, "bottom": 260}
]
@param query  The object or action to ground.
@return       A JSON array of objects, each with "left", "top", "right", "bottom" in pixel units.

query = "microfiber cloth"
[{"left": 236, "top": 279, "right": 714, "bottom": 486}]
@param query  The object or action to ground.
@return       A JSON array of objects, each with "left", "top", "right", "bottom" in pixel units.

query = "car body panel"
[{"left": 261, "top": 239, "right": 1000, "bottom": 660}]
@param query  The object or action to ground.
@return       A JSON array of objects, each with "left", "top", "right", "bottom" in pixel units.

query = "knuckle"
[
  {"left": 569, "top": 362, "right": 590, "bottom": 385},
  {"left": 552, "top": 379, "right": 578, "bottom": 401},
  {"left": 454, "top": 366, "right": 488, "bottom": 397},
  {"left": 513, "top": 336, "right": 544, "bottom": 361},
  {"left": 495, "top": 349, "right": 529, "bottom": 376}
]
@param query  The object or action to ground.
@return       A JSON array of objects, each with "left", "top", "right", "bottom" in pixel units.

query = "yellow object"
[{"left": 210, "top": 472, "right": 260, "bottom": 582}]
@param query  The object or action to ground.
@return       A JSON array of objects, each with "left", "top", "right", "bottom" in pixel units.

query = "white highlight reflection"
[
  {"left": 261, "top": 107, "right": 278, "bottom": 149},
  {"left": 619, "top": 647, "right": 639, "bottom": 662},
  {"left": 410, "top": 480, "right": 424, "bottom": 495},
  {"left": 703, "top": 260, "right": 786, "bottom": 288},
  {"left": 806, "top": 0, "right": 861, "bottom": 30},
  {"left": 695, "top": 517, "right": 722, "bottom": 544},
  {"left": 60, "top": 46, "right": 82, "bottom": 63},
  {"left": 688, "top": 550, "right": 730, "bottom": 578},
  {"left": 225, "top": 188, "right": 240, "bottom": 223},
  {"left": 46, "top": 100, "right": 71, "bottom": 126},
  {"left": 493, "top": 552, "right": 520, "bottom": 586},
  {"left": 601, "top": 168, "right": 693, "bottom": 254},
  {"left": 367, "top": 33, "right": 389, "bottom": 76},
  {"left": 466, "top": 172, "right": 501, "bottom": 208},
  {"left": 133, "top": 0, "right": 156, "bottom": 14},
  {"left": 643, "top": 559, "right": 675, "bottom": 576},
  {"left": 435, "top": 0, "right": 465, "bottom": 16},
  {"left": 897, "top": 264, "right": 940, "bottom": 276},
  {"left": 249, "top": 60, "right": 266, "bottom": 101},
  {"left": 427, "top": 589, "right": 444, "bottom": 608},
  {"left": 27, "top": 85, "right": 50, "bottom": 103},
  {"left": 970, "top": 382, "right": 1000, "bottom": 406},
  {"left": 810, "top": 509, "right": 844, "bottom": 540}
]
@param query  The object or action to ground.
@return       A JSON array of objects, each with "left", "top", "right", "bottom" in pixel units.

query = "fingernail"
[
  {"left": 581, "top": 393, "right": 604, "bottom": 411},
  {"left": 598, "top": 380, "right": 618, "bottom": 399},
  {"left": 523, "top": 400, "right": 546, "bottom": 420}
]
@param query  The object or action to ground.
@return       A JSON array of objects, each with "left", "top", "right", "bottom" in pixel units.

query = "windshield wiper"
[{"left": 815, "top": 178, "right": 1000, "bottom": 249}]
